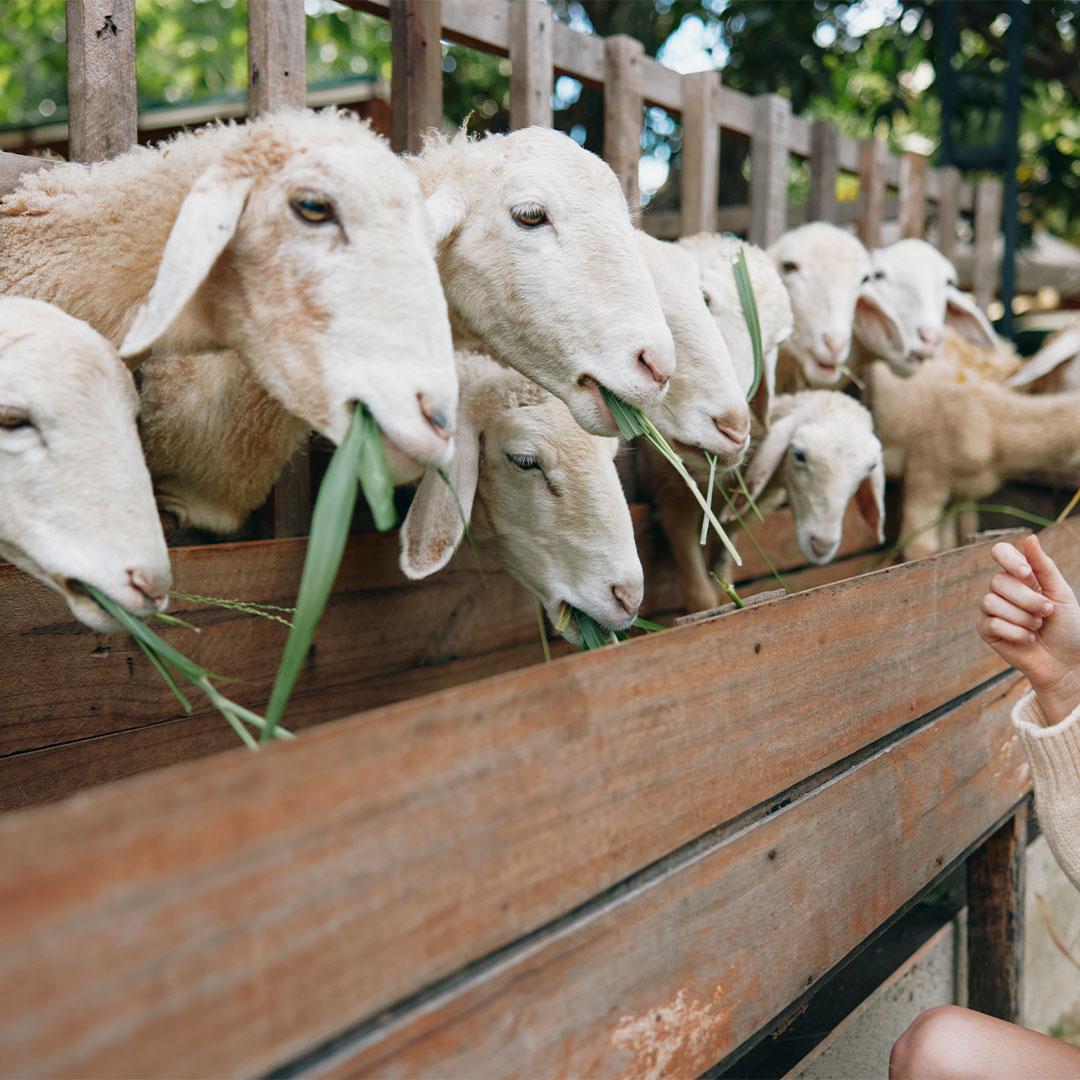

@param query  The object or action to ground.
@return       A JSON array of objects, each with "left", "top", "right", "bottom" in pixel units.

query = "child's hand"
[{"left": 977, "top": 534, "right": 1080, "bottom": 725}]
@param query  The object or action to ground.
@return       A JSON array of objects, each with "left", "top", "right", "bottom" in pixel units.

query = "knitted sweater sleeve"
[{"left": 1013, "top": 689, "right": 1080, "bottom": 892}]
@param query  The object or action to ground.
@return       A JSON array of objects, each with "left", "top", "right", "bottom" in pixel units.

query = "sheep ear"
[
  {"left": 855, "top": 460, "right": 886, "bottom": 544},
  {"left": 424, "top": 185, "right": 467, "bottom": 246},
  {"left": 945, "top": 286, "right": 996, "bottom": 347},
  {"left": 399, "top": 422, "right": 479, "bottom": 579},
  {"left": 120, "top": 166, "right": 252, "bottom": 358},
  {"left": 749, "top": 346, "right": 777, "bottom": 428},
  {"left": 721, "top": 412, "right": 798, "bottom": 521},
  {"left": 853, "top": 285, "right": 906, "bottom": 362}
]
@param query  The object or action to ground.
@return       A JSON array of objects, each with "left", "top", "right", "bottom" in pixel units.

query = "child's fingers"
[
  {"left": 978, "top": 614, "right": 1037, "bottom": 645},
  {"left": 1023, "top": 535, "right": 1074, "bottom": 602},
  {"left": 991, "top": 541, "right": 1035, "bottom": 582},
  {"left": 980, "top": 591, "right": 1044, "bottom": 631},
  {"left": 990, "top": 572, "right": 1054, "bottom": 616}
]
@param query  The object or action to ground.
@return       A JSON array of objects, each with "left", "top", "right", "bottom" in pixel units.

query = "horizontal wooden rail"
[{"left": 0, "top": 525, "right": 1071, "bottom": 1077}]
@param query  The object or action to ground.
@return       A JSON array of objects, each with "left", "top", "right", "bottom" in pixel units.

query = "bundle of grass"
[
  {"left": 554, "top": 603, "right": 663, "bottom": 651},
  {"left": 82, "top": 584, "right": 292, "bottom": 750},
  {"left": 261, "top": 405, "right": 396, "bottom": 741}
]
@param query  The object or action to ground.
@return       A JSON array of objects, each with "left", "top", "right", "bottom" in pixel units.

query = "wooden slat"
[
  {"left": 639, "top": 53, "right": 683, "bottom": 113},
  {"left": 857, "top": 137, "right": 887, "bottom": 249},
  {"left": 317, "top": 676, "right": 1031, "bottom": 1079},
  {"left": 787, "top": 114, "right": 812, "bottom": 159},
  {"left": 898, "top": 150, "right": 928, "bottom": 239},
  {"left": 0, "top": 151, "right": 55, "bottom": 196},
  {"left": 808, "top": 119, "right": 839, "bottom": 223},
  {"left": 0, "top": 531, "right": 1063, "bottom": 1077},
  {"left": 718, "top": 85, "right": 755, "bottom": 138},
  {"left": 680, "top": 70, "right": 721, "bottom": 235},
  {"left": 968, "top": 806, "right": 1027, "bottom": 1021},
  {"left": 389, "top": 0, "right": 443, "bottom": 154},
  {"left": 836, "top": 133, "right": 861, "bottom": 174},
  {"left": 247, "top": 0, "right": 306, "bottom": 113},
  {"left": 973, "top": 177, "right": 1003, "bottom": 311},
  {"left": 65, "top": 0, "right": 137, "bottom": 163},
  {"left": 603, "top": 35, "right": 644, "bottom": 211},
  {"left": 508, "top": 0, "right": 553, "bottom": 130},
  {"left": 551, "top": 16, "right": 604, "bottom": 84},
  {"left": 750, "top": 94, "right": 791, "bottom": 247},
  {"left": 936, "top": 164, "right": 962, "bottom": 265}
]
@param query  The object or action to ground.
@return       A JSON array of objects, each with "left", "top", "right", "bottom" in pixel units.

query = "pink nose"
[
  {"left": 610, "top": 583, "right": 640, "bottom": 618},
  {"left": 916, "top": 326, "right": 942, "bottom": 351},
  {"left": 127, "top": 568, "right": 168, "bottom": 610},
  {"left": 821, "top": 333, "right": 845, "bottom": 361},
  {"left": 418, "top": 393, "right": 452, "bottom": 440},
  {"left": 713, "top": 413, "right": 750, "bottom": 449},
  {"left": 636, "top": 348, "right": 670, "bottom": 389}
]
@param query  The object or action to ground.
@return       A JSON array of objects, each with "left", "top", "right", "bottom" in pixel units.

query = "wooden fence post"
[
  {"left": 898, "top": 151, "right": 928, "bottom": 239},
  {"left": 808, "top": 119, "right": 839, "bottom": 224},
  {"left": 509, "top": 0, "right": 553, "bottom": 130},
  {"left": 66, "top": 0, "right": 138, "bottom": 163},
  {"left": 680, "top": 70, "right": 721, "bottom": 235},
  {"left": 390, "top": 0, "right": 443, "bottom": 154},
  {"left": 967, "top": 806, "right": 1027, "bottom": 1022},
  {"left": 247, "top": 0, "right": 311, "bottom": 538},
  {"left": 857, "top": 137, "right": 887, "bottom": 250},
  {"left": 604, "top": 35, "right": 644, "bottom": 213},
  {"left": 936, "top": 164, "right": 961, "bottom": 265},
  {"left": 750, "top": 94, "right": 790, "bottom": 247},
  {"left": 973, "top": 178, "right": 1004, "bottom": 313}
]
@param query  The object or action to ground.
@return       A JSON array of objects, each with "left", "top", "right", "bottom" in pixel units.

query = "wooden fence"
[{"left": 0, "top": 2, "right": 1046, "bottom": 1077}]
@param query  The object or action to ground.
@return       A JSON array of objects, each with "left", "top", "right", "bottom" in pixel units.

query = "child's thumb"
[{"left": 1024, "top": 534, "right": 1074, "bottom": 602}]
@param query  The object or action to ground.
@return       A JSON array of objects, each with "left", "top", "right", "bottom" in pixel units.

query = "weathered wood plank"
[
  {"left": 0, "top": 529, "right": 1060, "bottom": 1077},
  {"left": 603, "top": 35, "right": 644, "bottom": 211},
  {"left": 247, "top": 0, "right": 306, "bottom": 114},
  {"left": 898, "top": 150, "right": 928, "bottom": 240},
  {"left": 936, "top": 164, "right": 962, "bottom": 265},
  {"left": 808, "top": 119, "right": 839, "bottom": 223},
  {"left": 750, "top": 94, "right": 791, "bottom": 247},
  {"left": 973, "top": 177, "right": 1003, "bottom": 311},
  {"left": 316, "top": 676, "right": 1031, "bottom": 1079},
  {"left": 680, "top": 70, "right": 721, "bottom": 235},
  {"left": 508, "top": 0, "right": 552, "bottom": 130},
  {"left": 0, "top": 151, "right": 56, "bottom": 197},
  {"left": 968, "top": 805, "right": 1027, "bottom": 1022},
  {"left": 390, "top": 0, "right": 443, "bottom": 154},
  {"left": 857, "top": 137, "right": 887, "bottom": 250},
  {"left": 66, "top": 0, "right": 137, "bottom": 163}
]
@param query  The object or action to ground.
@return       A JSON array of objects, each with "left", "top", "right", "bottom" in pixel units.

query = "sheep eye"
[
  {"left": 290, "top": 194, "right": 336, "bottom": 224},
  {"left": 701, "top": 289, "right": 712, "bottom": 309},
  {"left": 512, "top": 205, "right": 548, "bottom": 229},
  {"left": 781, "top": 261, "right": 799, "bottom": 274},
  {"left": 506, "top": 452, "right": 541, "bottom": 471},
  {"left": 873, "top": 270, "right": 886, "bottom": 281},
  {"left": 0, "top": 407, "right": 32, "bottom": 431},
  {"left": 791, "top": 448, "right": 808, "bottom": 465},
  {"left": 861, "top": 274, "right": 871, "bottom": 285}
]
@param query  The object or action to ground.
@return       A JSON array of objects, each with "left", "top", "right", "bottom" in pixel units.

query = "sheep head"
[
  {"left": 0, "top": 298, "right": 171, "bottom": 631},
  {"left": 399, "top": 351, "right": 643, "bottom": 643},
  {"left": 413, "top": 127, "right": 676, "bottom": 436},
  {"left": 121, "top": 110, "right": 458, "bottom": 472}
]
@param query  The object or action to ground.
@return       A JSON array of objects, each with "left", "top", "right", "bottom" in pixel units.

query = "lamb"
[
  {"left": 0, "top": 109, "right": 458, "bottom": 472},
  {"left": 0, "top": 297, "right": 171, "bottom": 632},
  {"left": 398, "top": 350, "right": 644, "bottom": 646},
  {"left": 1007, "top": 321, "right": 1080, "bottom": 392},
  {"left": 640, "top": 236, "right": 797, "bottom": 613},
  {"left": 768, "top": 222, "right": 905, "bottom": 391},
  {"left": 869, "top": 358, "right": 1080, "bottom": 560},
  {"left": 132, "top": 123, "right": 681, "bottom": 533},
  {"left": 721, "top": 391, "right": 885, "bottom": 567}
]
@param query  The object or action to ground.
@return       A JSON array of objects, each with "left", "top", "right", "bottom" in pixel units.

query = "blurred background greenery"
[{"left": 0, "top": 0, "right": 1075, "bottom": 242}]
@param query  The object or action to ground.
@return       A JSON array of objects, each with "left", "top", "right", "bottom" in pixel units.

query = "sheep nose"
[
  {"left": 418, "top": 393, "right": 453, "bottom": 440},
  {"left": 916, "top": 326, "right": 941, "bottom": 351},
  {"left": 127, "top": 568, "right": 169, "bottom": 611},
  {"left": 636, "top": 348, "right": 670, "bottom": 390},
  {"left": 610, "top": 582, "right": 641, "bottom": 618},
  {"left": 713, "top": 411, "right": 750, "bottom": 449},
  {"left": 821, "top": 333, "right": 845, "bottom": 360},
  {"left": 808, "top": 535, "right": 834, "bottom": 559}
]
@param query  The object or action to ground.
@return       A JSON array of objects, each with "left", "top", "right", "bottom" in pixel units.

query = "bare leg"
[{"left": 890, "top": 1005, "right": 1080, "bottom": 1079}]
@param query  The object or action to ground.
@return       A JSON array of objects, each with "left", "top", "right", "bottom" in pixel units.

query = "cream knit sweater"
[{"left": 1013, "top": 690, "right": 1080, "bottom": 891}]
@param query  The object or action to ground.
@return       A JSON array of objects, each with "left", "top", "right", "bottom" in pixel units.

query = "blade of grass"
[
  {"left": 714, "top": 484, "right": 790, "bottom": 593},
  {"left": 169, "top": 591, "right": 294, "bottom": 629},
  {"left": 632, "top": 616, "right": 665, "bottom": 632},
  {"left": 733, "top": 249, "right": 764, "bottom": 406},
  {"left": 152, "top": 611, "right": 203, "bottom": 633},
  {"left": 700, "top": 451, "right": 718, "bottom": 546},
  {"left": 134, "top": 638, "right": 192, "bottom": 713},
  {"left": 733, "top": 466, "right": 765, "bottom": 523},
  {"left": 840, "top": 364, "right": 865, "bottom": 391},
  {"left": 357, "top": 405, "right": 397, "bottom": 531},
  {"left": 437, "top": 466, "right": 484, "bottom": 579},
  {"left": 713, "top": 575, "right": 746, "bottom": 608},
  {"left": 534, "top": 597, "right": 552, "bottom": 664},
  {"left": 1056, "top": 486, "right": 1080, "bottom": 524}
]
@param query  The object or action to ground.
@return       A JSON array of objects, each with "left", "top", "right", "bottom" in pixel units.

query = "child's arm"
[{"left": 976, "top": 533, "right": 1080, "bottom": 726}]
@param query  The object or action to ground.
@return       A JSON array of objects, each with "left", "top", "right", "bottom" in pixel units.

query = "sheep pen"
[{"left": 0, "top": 2, "right": 1075, "bottom": 1079}]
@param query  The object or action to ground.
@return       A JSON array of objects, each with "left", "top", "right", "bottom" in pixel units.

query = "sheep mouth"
[
  {"left": 811, "top": 359, "right": 840, "bottom": 379},
  {"left": 578, "top": 376, "right": 616, "bottom": 432}
]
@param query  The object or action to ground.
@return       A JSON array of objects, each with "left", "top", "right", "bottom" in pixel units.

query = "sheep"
[
  {"left": 132, "top": 123, "right": 682, "bottom": 534},
  {"left": 767, "top": 222, "right": 905, "bottom": 391},
  {"left": 640, "top": 236, "right": 797, "bottom": 613},
  {"left": 411, "top": 127, "right": 677, "bottom": 435},
  {"left": 868, "top": 358, "right": 1080, "bottom": 560},
  {"left": 1007, "top": 321, "right": 1080, "bottom": 392},
  {"left": 0, "top": 297, "right": 171, "bottom": 632},
  {"left": 0, "top": 108, "right": 459, "bottom": 470},
  {"left": 398, "top": 350, "right": 644, "bottom": 646},
  {"left": 720, "top": 391, "right": 885, "bottom": 567}
]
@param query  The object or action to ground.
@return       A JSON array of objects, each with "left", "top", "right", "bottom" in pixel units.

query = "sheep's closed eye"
[
  {"left": 290, "top": 193, "right": 337, "bottom": 225},
  {"left": 781, "top": 261, "right": 799, "bottom": 274},
  {"left": 511, "top": 205, "right": 548, "bottom": 229},
  {"left": 0, "top": 407, "right": 33, "bottom": 432},
  {"left": 506, "top": 452, "right": 541, "bottom": 471}
]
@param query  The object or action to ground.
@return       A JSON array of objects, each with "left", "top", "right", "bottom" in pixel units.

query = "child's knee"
[{"left": 891, "top": 1006, "right": 977, "bottom": 1079}]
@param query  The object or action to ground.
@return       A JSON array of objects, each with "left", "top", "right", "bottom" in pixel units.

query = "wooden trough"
[{"left": 0, "top": 2, "right": 1052, "bottom": 1076}]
